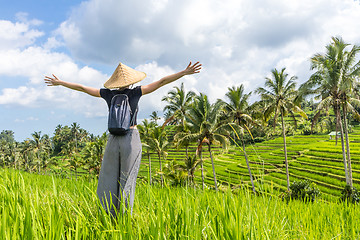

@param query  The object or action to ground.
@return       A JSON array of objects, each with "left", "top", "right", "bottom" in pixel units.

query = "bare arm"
[
  {"left": 44, "top": 74, "right": 101, "bottom": 97},
  {"left": 141, "top": 61, "right": 202, "bottom": 95}
]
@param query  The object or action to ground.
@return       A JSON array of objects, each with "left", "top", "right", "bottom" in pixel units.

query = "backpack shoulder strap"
[{"left": 130, "top": 107, "right": 138, "bottom": 126}]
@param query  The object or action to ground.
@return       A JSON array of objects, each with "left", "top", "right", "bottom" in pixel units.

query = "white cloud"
[
  {"left": 53, "top": 0, "right": 360, "bottom": 106},
  {"left": 2, "top": 0, "right": 360, "bottom": 125},
  {"left": 132, "top": 61, "right": 200, "bottom": 118},
  {"left": 0, "top": 16, "right": 109, "bottom": 118},
  {"left": 53, "top": 0, "right": 360, "bottom": 110},
  {"left": 0, "top": 20, "right": 43, "bottom": 50},
  {"left": 136, "top": 61, "right": 177, "bottom": 116},
  {"left": 43, "top": 37, "right": 64, "bottom": 50},
  {"left": 14, "top": 116, "right": 39, "bottom": 123},
  {"left": 0, "top": 86, "right": 40, "bottom": 106}
]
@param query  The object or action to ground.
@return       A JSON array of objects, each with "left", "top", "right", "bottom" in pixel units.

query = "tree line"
[
  {"left": 1, "top": 36, "right": 360, "bottom": 194},
  {"left": 0, "top": 124, "right": 107, "bottom": 177}
]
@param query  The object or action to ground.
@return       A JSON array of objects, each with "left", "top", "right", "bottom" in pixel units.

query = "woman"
[{"left": 44, "top": 61, "right": 202, "bottom": 215}]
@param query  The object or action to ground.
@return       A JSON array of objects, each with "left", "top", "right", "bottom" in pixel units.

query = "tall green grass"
[{"left": 1, "top": 168, "right": 360, "bottom": 239}]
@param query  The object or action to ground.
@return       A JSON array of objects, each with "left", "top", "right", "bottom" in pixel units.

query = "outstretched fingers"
[
  {"left": 44, "top": 76, "right": 53, "bottom": 86},
  {"left": 44, "top": 74, "right": 60, "bottom": 86},
  {"left": 187, "top": 61, "right": 202, "bottom": 74},
  {"left": 192, "top": 61, "right": 202, "bottom": 73}
]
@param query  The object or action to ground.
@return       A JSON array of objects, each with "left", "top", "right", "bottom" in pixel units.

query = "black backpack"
[{"left": 107, "top": 94, "right": 136, "bottom": 136}]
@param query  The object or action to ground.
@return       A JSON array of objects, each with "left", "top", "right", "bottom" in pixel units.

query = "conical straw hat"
[{"left": 104, "top": 62, "right": 147, "bottom": 89}]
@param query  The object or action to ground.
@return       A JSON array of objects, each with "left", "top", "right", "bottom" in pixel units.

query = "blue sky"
[{"left": 1, "top": 0, "right": 360, "bottom": 141}]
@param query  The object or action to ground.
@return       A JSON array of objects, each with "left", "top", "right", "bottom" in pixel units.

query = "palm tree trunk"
[
  {"left": 281, "top": 112, "right": 290, "bottom": 191},
  {"left": 342, "top": 105, "right": 353, "bottom": 187},
  {"left": 336, "top": 105, "right": 349, "bottom": 185},
  {"left": 191, "top": 170, "right": 195, "bottom": 189},
  {"left": 200, "top": 150, "right": 204, "bottom": 190},
  {"left": 241, "top": 133, "right": 256, "bottom": 194},
  {"left": 37, "top": 152, "right": 40, "bottom": 174},
  {"left": 335, "top": 121, "right": 338, "bottom": 146},
  {"left": 14, "top": 151, "right": 17, "bottom": 169},
  {"left": 148, "top": 149, "right": 152, "bottom": 185},
  {"left": 208, "top": 144, "right": 218, "bottom": 192},
  {"left": 158, "top": 153, "right": 164, "bottom": 186},
  {"left": 186, "top": 155, "right": 191, "bottom": 186},
  {"left": 334, "top": 106, "right": 339, "bottom": 146}
]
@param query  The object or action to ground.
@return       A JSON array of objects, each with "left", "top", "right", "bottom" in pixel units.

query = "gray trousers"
[{"left": 97, "top": 129, "right": 142, "bottom": 215}]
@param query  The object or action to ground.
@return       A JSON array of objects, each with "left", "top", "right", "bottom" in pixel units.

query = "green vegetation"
[
  {"left": 136, "top": 126, "right": 360, "bottom": 202},
  {"left": 1, "top": 168, "right": 360, "bottom": 239}
]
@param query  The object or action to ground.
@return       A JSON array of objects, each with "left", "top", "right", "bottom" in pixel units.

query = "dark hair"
[{"left": 117, "top": 84, "right": 133, "bottom": 91}]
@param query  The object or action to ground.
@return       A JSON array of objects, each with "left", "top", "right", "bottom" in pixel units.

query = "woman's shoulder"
[
  {"left": 130, "top": 86, "right": 142, "bottom": 97},
  {"left": 100, "top": 88, "right": 113, "bottom": 98},
  {"left": 100, "top": 86, "right": 142, "bottom": 97}
]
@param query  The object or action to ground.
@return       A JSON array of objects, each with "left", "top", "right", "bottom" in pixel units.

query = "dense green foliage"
[
  {"left": 340, "top": 184, "right": 360, "bottom": 204},
  {"left": 281, "top": 180, "right": 321, "bottom": 203}
]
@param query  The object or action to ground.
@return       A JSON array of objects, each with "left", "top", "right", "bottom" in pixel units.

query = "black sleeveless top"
[{"left": 100, "top": 86, "right": 142, "bottom": 126}]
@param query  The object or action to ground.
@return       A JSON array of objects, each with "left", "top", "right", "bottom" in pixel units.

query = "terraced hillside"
[{"left": 138, "top": 126, "right": 360, "bottom": 201}]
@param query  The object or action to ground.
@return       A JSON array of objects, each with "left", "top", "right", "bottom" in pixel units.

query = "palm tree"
[
  {"left": 221, "top": 85, "right": 256, "bottom": 194},
  {"left": 163, "top": 160, "right": 189, "bottom": 186},
  {"left": 338, "top": 40, "right": 360, "bottom": 188},
  {"left": 183, "top": 154, "right": 201, "bottom": 186},
  {"left": 52, "top": 124, "right": 72, "bottom": 155},
  {"left": 83, "top": 132, "right": 107, "bottom": 176},
  {"left": 19, "top": 139, "right": 35, "bottom": 172},
  {"left": 66, "top": 152, "right": 83, "bottom": 179},
  {"left": 302, "top": 36, "right": 360, "bottom": 187},
  {"left": 256, "top": 68, "right": 307, "bottom": 191},
  {"left": 138, "top": 119, "right": 157, "bottom": 185},
  {"left": 0, "top": 138, "right": 18, "bottom": 168},
  {"left": 146, "top": 125, "right": 170, "bottom": 186},
  {"left": 174, "top": 127, "right": 192, "bottom": 164},
  {"left": 150, "top": 111, "right": 161, "bottom": 124},
  {"left": 162, "top": 82, "right": 196, "bottom": 126},
  {"left": 30, "top": 131, "right": 44, "bottom": 173},
  {"left": 7, "top": 141, "right": 18, "bottom": 169},
  {"left": 71, "top": 122, "right": 81, "bottom": 152},
  {"left": 176, "top": 93, "right": 230, "bottom": 191},
  {"left": 39, "top": 134, "right": 52, "bottom": 173},
  {"left": 0, "top": 139, "right": 9, "bottom": 167},
  {"left": 0, "top": 130, "right": 15, "bottom": 143}
]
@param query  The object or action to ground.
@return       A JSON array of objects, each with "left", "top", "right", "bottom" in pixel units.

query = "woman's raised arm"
[
  {"left": 44, "top": 74, "right": 101, "bottom": 97},
  {"left": 141, "top": 61, "right": 201, "bottom": 95}
]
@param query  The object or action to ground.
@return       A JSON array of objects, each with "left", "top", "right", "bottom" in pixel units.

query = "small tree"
[
  {"left": 138, "top": 119, "right": 157, "bottom": 185},
  {"left": 147, "top": 126, "right": 170, "bottom": 186},
  {"left": 176, "top": 93, "right": 230, "bottom": 191},
  {"left": 281, "top": 180, "right": 321, "bottom": 203},
  {"left": 220, "top": 85, "right": 256, "bottom": 194},
  {"left": 340, "top": 185, "right": 360, "bottom": 204}
]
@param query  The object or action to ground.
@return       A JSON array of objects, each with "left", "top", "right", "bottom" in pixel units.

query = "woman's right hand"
[
  {"left": 182, "top": 61, "right": 202, "bottom": 76},
  {"left": 44, "top": 74, "right": 62, "bottom": 86},
  {"left": 44, "top": 74, "right": 101, "bottom": 97}
]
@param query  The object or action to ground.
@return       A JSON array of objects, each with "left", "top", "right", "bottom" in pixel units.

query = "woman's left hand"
[{"left": 183, "top": 61, "right": 202, "bottom": 75}]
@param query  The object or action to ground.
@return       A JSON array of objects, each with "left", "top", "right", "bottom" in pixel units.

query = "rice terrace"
[
  {"left": 2, "top": 37, "right": 360, "bottom": 239},
  {"left": 1, "top": 128, "right": 360, "bottom": 239}
]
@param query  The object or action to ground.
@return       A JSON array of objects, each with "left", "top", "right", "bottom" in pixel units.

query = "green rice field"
[
  {"left": 138, "top": 125, "right": 360, "bottom": 202},
  {"left": 1, "top": 168, "right": 359, "bottom": 239},
  {"left": 2, "top": 127, "right": 360, "bottom": 238}
]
